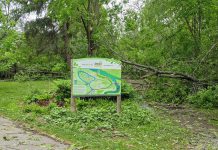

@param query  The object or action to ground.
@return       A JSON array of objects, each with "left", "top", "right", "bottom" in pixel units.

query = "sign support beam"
[
  {"left": 117, "top": 95, "right": 121, "bottom": 114},
  {"left": 71, "top": 59, "right": 77, "bottom": 112},
  {"left": 71, "top": 97, "right": 77, "bottom": 112}
]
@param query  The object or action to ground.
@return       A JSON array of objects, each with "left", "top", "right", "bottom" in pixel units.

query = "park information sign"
[{"left": 72, "top": 58, "right": 121, "bottom": 97}]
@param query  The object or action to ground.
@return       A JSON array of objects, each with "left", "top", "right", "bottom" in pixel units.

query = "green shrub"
[
  {"left": 77, "top": 99, "right": 92, "bottom": 110},
  {"left": 188, "top": 85, "right": 218, "bottom": 108},
  {"left": 121, "top": 80, "right": 135, "bottom": 98},
  {"left": 51, "top": 63, "right": 67, "bottom": 72},
  {"left": 53, "top": 80, "right": 71, "bottom": 104},
  {"left": 14, "top": 71, "right": 30, "bottom": 82},
  {"left": 25, "top": 89, "right": 53, "bottom": 104}
]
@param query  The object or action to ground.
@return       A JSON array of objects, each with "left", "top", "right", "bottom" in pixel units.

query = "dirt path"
[
  {"left": 148, "top": 103, "right": 218, "bottom": 149},
  {"left": 0, "top": 117, "right": 69, "bottom": 150}
]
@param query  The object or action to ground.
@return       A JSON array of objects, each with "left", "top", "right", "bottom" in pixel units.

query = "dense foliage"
[
  {"left": 188, "top": 85, "right": 218, "bottom": 108},
  {"left": 0, "top": 0, "right": 217, "bottom": 107},
  {"left": 42, "top": 100, "right": 153, "bottom": 129}
]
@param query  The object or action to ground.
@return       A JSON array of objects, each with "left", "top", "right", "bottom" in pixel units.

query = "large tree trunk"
[
  {"left": 87, "top": 29, "right": 95, "bottom": 56},
  {"left": 63, "top": 22, "right": 72, "bottom": 68},
  {"left": 88, "top": 38, "right": 95, "bottom": 56},
  {"left": 78, "top": 0, "right": 100, "bottom": 56},
  {"left": 87, "top": 0, "right": 95, "bottom": 56}
]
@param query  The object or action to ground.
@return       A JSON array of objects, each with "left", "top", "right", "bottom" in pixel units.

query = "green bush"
[
  {"left": 121, "top": 80, "right": 135, "bottom": 98},
  {"left": 24, "top": 80, "right": 71, "bottom": 106},
  {"left": 188, "top": 85, "right": 218, "bottom": 108},
  {"left": 77, "top": 99, "right": 92, "bottom": 110},
  {"left": 25, "top": 89, "right": 53, "bottom": 104},
  {"left": 51, "top": 63, "right": 67, "bottom": 72},
  {"left": 14, "top": 71, "right": 30, "bottom": 82},
  {"left": 53, "top": 80, "right": 71, "bottom": 104}
]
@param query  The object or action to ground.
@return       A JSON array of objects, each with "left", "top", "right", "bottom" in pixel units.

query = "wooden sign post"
[
  {"left": 116, "top": 95, "right": 121, "bottom": 113},
  {"left": 71, "top": 63, "right": 77, "bottom": 112},
  {"left": 71, "top": 97, "right": 77, "bottom": 112},
  {"left": 71, "top": 58, "right": 121, "bottom": 113}
]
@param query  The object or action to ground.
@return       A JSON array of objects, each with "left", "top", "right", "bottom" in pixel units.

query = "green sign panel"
[{"left": 72, "top": 58, "right": 121, "bottom": 96}]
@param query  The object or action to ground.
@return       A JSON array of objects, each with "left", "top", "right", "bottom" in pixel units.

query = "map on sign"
[{"left": 72, "top": 58, "right": 121, "bottom": 96}]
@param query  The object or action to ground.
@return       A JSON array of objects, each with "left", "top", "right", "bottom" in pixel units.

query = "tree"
[
  {"left": 12, "top": 0, "right": 113, "bottom": 70},
  {"left": 0, "top": 0, "right": 23, "bottom": 73},
  {"left": 48, "top": 0, "right": 110, "bottom": 56},
  {"left": 113, "top": 0, "right": 218, "bottom": 81}
]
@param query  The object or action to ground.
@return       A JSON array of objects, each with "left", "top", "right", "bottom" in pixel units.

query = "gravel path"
[{"left": 0, "top": 117, "right": 69, "bottom": 150}]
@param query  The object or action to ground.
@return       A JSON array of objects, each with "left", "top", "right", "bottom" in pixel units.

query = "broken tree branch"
[
  {"left": 121, "top": 60, "right": 200, "bottom": 83},
  {"left": 101, "top": 29, "right": 217, "bottom": 86}
]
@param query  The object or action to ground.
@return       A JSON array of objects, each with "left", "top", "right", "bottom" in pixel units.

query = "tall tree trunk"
[
  {"left": 63, "top": 22, "right": 72, "bottom": 68},
  {"left": 87, "top": 28, "right": 95, "bottom": 56},
  {"left": 78, "top": 0, "right": 100, "bottom": 56},
  {"left": 87, "top": 0, "right": 95, "bottom": 56},
  {"left": 197, "top": 0, "right": 202, "bottom": 50}
]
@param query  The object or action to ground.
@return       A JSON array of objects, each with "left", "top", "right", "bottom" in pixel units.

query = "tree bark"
[
  {"left": 78, "top": 0, "right": 100, "bottom": 56},
  {"left": 63, "top": 22, "right": 72, "bottom": 68}
]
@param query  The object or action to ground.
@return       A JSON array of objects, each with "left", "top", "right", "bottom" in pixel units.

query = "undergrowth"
[
  {"left": 188, "top": 85, "right": 218, "bottom": 108},
  {"left": 42, "top": 100, "right": 153, "bottom": 130},
  {"left": 0, "top": 81, "right": 190, "bottom": 149}
]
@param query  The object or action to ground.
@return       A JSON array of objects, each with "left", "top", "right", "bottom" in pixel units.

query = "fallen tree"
[
  {"left": 102, "top": 37, "right": 217, "bottom": 86},
  {"left": 121, "top": 59, "right": 212, "bottom": 85}
]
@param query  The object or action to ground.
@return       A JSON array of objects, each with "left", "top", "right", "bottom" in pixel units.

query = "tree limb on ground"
[
  {"left": 121, "top": 60, "right": 200, "bottom": 82},
  {"left": 101, "top": 34, "right": 216, "bottom": 86}
]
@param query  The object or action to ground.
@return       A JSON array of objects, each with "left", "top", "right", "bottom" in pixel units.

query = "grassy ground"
[
  {"left": 198, "top": 108, "right": 218, "bottom": 128},
  {"left": 147, "top": 101, "right": 218, "bottom": 149},
  {"left": 0, "top": 81, "right": 190, "bottom": 149}
]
